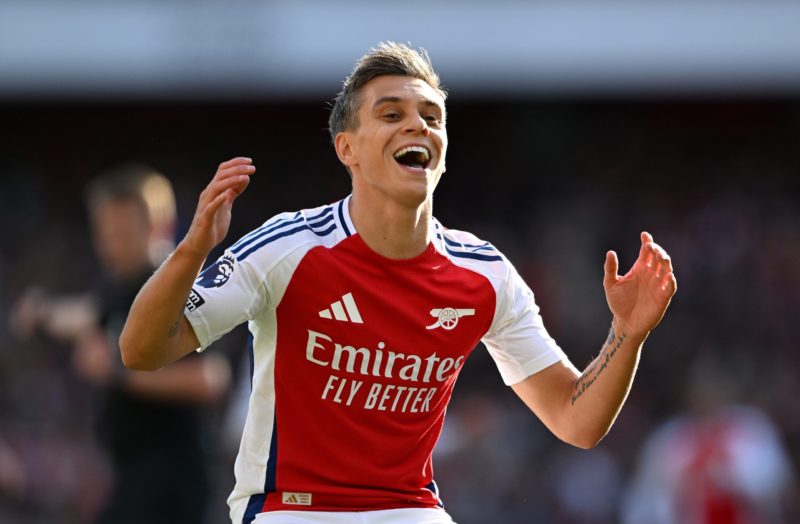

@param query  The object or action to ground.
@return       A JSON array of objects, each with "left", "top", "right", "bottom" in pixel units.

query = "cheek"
[
  {"left": 355, "top": 134, "right": 387, "bottom": 163},
  {"left": 435, "top": 128, "right": 448, "bottom": 148},
  {"left": 435, "top": 135, "right": 448, "bottom": 162}
]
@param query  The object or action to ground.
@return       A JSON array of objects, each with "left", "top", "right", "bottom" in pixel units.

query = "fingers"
[
  {"left": 217, "top": 161, "right": 255, "bottom": 183},
  {"left": 209, "top": 171, "right": 252, "bottom": 201},
  {"left": 603, "top": 250, "right": 619, "bottom": 288},
  {"left": 639, "top": 231, "right": 672, "bottom": 273},
  {"left": 217, "top": 157, "right": 254, "bottom": 172},
  {"left": 639, "top": 231, "right": 655, "bottom": 267},
  {"left": 208, "top": 158, "right": 255, "bottom": 194},
  {"left": 211, "top": 158, "right": 255, "bottom": 195},
  {"left": 205, "top": 188, "right": 234, "bottom": 217},
  {"left": 662, "top": 272, "right": 677, "bottom": 295},
  {"left": 183, "top": 159, "right": 255, "bottom": 256},
  {"left": 198, "top": 158, "right": 254, "bottom": 210},
  {"left": 640, "top": 231, "right": 677, "bottom": 295}
]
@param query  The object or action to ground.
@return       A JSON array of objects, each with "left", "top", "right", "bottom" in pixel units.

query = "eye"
[
  {"left": 383, "top": 112, "right": 401, "bottom": 121},
  {"left": 424, "top": 115, "right": 443, "bottom": 126}
]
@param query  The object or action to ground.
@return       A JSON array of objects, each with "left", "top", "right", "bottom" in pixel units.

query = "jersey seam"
[{"left": 253, "top": 235, "right": 344, "bottom": 314}]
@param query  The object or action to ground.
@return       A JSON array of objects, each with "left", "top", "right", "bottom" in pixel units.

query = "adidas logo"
[
  {"left": 281, "top": 492, "right": 312, "bottom": 506},
  {"left": 319, "top": 292, "right": 363, "bottom": 323}
]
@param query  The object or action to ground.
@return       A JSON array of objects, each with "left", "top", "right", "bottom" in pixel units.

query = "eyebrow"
[{"left": 372, "top": 96, "right": 443, "bottom": 111}]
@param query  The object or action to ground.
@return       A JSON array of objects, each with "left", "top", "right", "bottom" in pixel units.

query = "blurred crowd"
[{"left": 0, "top": 100, "right": 798, "bottom": 523}]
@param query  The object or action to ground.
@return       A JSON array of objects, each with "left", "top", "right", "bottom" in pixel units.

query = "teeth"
[{"left": 393, "top": 146, "right": 430, "bottom": 161}]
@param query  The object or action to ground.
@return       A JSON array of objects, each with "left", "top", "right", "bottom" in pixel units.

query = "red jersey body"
[{"left": 185, "top": 196, "right": 565, "bottom": 524}]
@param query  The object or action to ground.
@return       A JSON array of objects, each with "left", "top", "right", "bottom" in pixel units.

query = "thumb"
[{"left": 604, "top": 250, "right": 619, "bottom": 288}]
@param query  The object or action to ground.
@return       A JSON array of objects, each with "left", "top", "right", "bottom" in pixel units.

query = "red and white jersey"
[{"left": 184, "top": 195, "right": 566, "bottom": 524}]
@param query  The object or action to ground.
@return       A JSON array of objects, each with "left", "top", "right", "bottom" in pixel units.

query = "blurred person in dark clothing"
[{"left": 10, "top": 165, "right": 232, "bottom": 524}]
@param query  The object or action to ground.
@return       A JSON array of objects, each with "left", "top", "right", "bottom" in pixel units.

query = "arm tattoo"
[
  {"left": 168, "top": 316, "right": 181, "bottom": 338},
  {"left": 571, "top": 327, "right": 626, "bottom": 406},
  {"left": 604, "top": 326, "right": 616, "bottom": 346}
]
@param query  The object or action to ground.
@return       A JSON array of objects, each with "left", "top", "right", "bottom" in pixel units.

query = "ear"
[{"left": 334, "top": 132, "right": 358, "bottom": 168}]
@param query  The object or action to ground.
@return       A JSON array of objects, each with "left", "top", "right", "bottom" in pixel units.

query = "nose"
[{"left": 403, "top": 112, "right": 430, "bottom": 136}]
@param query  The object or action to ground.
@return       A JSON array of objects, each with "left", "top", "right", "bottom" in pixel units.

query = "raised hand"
[
  {"left": 603, "top": 232, "right": 677, "bottom": 339},
  {"left": 182, "top": 157, "right": 255, "bottom": 257}
]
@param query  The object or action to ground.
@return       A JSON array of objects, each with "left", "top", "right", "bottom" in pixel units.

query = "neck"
[{"left": 349, "top": 190, "right": 432, "bottom": 260}]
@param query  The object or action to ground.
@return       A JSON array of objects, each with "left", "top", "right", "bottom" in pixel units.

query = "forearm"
[
  {"left": 566, "top": 319, "right": 646, "bottom": 447},
  {"left": 514, "top": 232, "right": 674, "bottom": 449},
  {"left": 120, "top": 241, "right": 205, "bottom": 370},
  {"left": 120, "top": 158, "right": 255, "bottom": 369}
]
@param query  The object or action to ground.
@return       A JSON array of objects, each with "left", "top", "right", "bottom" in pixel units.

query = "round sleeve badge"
[{"left": 196, "top": 253, "right": 237, "bottom": 288}]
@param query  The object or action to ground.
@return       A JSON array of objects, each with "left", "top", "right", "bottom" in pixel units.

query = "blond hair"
[{"left": 86, "top": 164, "right": 177, "bottom": 263}]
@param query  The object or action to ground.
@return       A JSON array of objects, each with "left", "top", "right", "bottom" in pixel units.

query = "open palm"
[{"left": 604, "top": 232, "right": 677, "bottom": 338}]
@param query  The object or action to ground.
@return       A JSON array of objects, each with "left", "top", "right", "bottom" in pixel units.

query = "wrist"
[
  {"left": 173, "top": 239, "right": 211, "bottom": 264},
  {"left": 611, "top": 317, "right": 648, "bottom": 344}
]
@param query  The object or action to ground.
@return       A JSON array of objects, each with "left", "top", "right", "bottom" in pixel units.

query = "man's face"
[
  {"left": 337, "top": 75, "right": 448, "bottom": 208},
  {"left": 91, "top": 198, "right": 152, "bottom": 279}
]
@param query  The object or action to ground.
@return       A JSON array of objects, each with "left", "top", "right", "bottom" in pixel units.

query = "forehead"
[
  {"left": 359, "top": 75, "right": 445, "bottom": 110},
  {"left": 93, "top": 196, "right": 149, "bottom": 225}
]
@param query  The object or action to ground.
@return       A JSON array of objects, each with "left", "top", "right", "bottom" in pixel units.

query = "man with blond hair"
[
  {"left": 12, "top": 165, "right": 231, "bottom": 524},
  {"left": 120, "top": 43, "right": 676, "bottom": 524}
]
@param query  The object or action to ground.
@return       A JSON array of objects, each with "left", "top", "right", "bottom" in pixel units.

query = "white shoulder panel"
[
  {"left": 434, "top": 220, "right": 566, "bottom": 385},
  {"left": 185, "top": 199, "right": 352, "bottom": 350}
]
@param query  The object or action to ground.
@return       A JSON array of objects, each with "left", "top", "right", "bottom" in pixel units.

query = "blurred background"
[{"left": 1, "top": 1, "right": 799, "bottom": 523}]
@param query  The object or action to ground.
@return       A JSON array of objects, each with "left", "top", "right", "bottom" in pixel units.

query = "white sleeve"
[
  {"left": 481, "top": 260, "right": 566, "bottom": 385},
  {"left": 183, "top": 249, "right": 268, "bottom": 351}
]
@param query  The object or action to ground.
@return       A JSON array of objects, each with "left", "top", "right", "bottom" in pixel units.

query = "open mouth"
[{"left": 393, "top": 145, "right": 431, "bottom": 170}]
